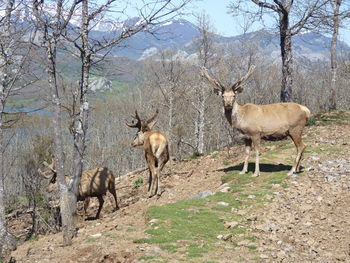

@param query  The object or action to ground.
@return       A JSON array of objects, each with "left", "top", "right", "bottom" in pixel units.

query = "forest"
[{"left": 0, "top": 0, "right": 349, "bottom": 260}]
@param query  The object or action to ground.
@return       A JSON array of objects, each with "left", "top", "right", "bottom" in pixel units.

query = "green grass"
[
  {"left": 85, "top": 237, "right": 99, "bottom": 243},
  {"left": 103, "top": 233, "right": 117, "bottom": 239},
  {"left": 134, "top": 143, "right": 301, "bottom": 261},
  {"left": 27, "top": 236, "right": 39, "bottom": 242},
  {"left": 160, "top": 244, "right": 181, "bottom": 253},
  {"left": 133, "top": 178, "right": 144, "bottom": 189},
  {"left": 138, "top": 255, "right": 157, "bottom": 261}
]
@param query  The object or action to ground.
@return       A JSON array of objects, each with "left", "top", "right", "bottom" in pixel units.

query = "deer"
[
  {"left": 202, "top": 66, "right": 311, "bottom": 177},
  {"left": 38, "top": 160, "right": 119, "bottom": 219},
  {"left": 126, "top": 109, "right": 169, "bottom": 198}
]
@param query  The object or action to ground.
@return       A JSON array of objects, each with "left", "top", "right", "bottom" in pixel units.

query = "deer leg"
[
  {"left": 239, "top": 139, "right": 252, "bottom": 174},
  {"left": 95, "top": 196, "right": 104, "bottom": 219},
  {"left": 251, "top": 136, "right": 261, "bottom": 177},
  {"left": 110, "top": 187, "right": 119, "bottom": 211},
  {"left": 156, "top": 160, "right": 167, "bottom": 196},
  {"left": 147, "top": 170, "right": 152, "bottom": 192},
  {"left": 288, "top": 131, "right": 306, "bottom": 175},
  {"left": 148, "top": 168, "right": 156, "bottom": 198},
  {"left": 146, "top": 154, "right": 157, "bottom": 198}
]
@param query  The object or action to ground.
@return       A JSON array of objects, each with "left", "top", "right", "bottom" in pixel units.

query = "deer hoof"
[
  {"left": 239, "top": 171, "right": 247, "bottom": 175},
  {"left": 252, "top": 173, "right": 260, "bottom": 177}
]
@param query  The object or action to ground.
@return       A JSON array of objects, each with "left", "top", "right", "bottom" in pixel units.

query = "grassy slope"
[{"left": 132, "top": 111, "right": 350, "bottom": 262}]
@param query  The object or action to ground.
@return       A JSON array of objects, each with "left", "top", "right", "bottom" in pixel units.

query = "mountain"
[
  {"left": 100, "top": 19, "right": 349, "bottom": 61},
  {"left": 7, "top": 2, "right": 348, "bottom": 62}
]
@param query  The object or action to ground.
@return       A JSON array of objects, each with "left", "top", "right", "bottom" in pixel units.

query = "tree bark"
[
  {"left": 33, "top": 0, "right": 76, "bottom": 245},
  {"left": 71, "top": 0, "right": 91, "bottom": 221},
  {"left": 279, "top": 12, "right": 293, "bottom": 102},
  {"left": 329, "top": 0, "right": 341, "bottom": 110},
  {"left": 0, "top": 0, "right": 17, "bottom": 257}
]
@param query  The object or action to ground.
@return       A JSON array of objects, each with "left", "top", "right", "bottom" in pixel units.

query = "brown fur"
[
  {"left": 203, "top": 66, "right": 311, "bottom": 176},
  {"left": 126, "top": 110, "right": 169, "bottom": 197},
  {"left": 40, "top": 165, "right": 119, "bottom": 219}
]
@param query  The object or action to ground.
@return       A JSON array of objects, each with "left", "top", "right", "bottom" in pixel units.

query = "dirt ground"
[{"left": 8, "top": 113, "right": 350, "bottom": 263}]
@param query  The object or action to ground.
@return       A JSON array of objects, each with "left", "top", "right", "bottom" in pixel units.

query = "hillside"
[{"left": 9, "top": 111, "right": 350, "bottom": 263}]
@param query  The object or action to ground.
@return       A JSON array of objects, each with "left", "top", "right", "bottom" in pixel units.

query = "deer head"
[
  {"left": 125, "top": 109, "right": 159, "bottom": 147},
  {"left": 37, "top": 159, "right": 58, "bottom": 192},
  {"left": 202, "top": 66, "right": 255, "bottom": 110}
]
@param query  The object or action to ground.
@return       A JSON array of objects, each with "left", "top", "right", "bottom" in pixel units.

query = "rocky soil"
[{"left": 8, "top": 112, "right": 350, "bottom": 263}]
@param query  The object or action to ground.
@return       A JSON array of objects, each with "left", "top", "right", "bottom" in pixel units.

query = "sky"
[
  {"left": 98, "top": 0, "right": 350, "bottom": 45},
  {"left": 184, "top": 1, "right": 350, "bottom": 45}
]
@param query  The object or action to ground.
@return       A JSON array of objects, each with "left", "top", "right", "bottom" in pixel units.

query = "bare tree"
[
  {"left": 313, "top": 0, "right": 350, "bottom": 110},
  {"left": 229, "top": 0, "right": 326, "bottom": 102},
  {"left": 0, "top": 0, "right": 38, "bottom": 257},
  {"left": 32, "top": 0, "right": 81, "bottom": 246},
  {"left": 192, "top": 12, "right": 216, "bottom": 154},
  {"left": 33, "top": 0, "right": 192, "bottom": 245},
  {"left": 145, "top": 51, "right": 187, "bottom": 158}
]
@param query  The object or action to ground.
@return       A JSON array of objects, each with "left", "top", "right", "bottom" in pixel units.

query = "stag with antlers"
[
  {"left": 126, "top": 109, "right": 169, "bottom": 197},
  {"left": 202, "top": 66, "right": 310, "bottom": 177}
]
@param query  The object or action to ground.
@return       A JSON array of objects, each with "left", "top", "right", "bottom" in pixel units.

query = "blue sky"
[
  {"left": 184, "top": 1, "right": 350, "bottom": 45},
  {"left": 100, "top": 0, "right": 349, "bottom": 45}
]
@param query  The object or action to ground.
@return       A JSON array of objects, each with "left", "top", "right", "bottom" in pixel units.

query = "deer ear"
[
  {"left": 213, "top": 88, "right": 222, "bottom": 96},
  {"left": 234, "top": 86, "right": 244, "bottom": 94},
  {"left": 147, "top": 120, "right": 157, "bottom": 130}
]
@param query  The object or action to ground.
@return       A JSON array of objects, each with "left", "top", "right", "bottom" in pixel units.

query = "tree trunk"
[
  {"left": 329, "top": 0, "right": 341, "bottom": 110},
  {"left": 0, "top": 106, "right": 17, "bottom": 258},
  {"left": 0, "top": 0, "right": 17, "bottom": 257},
  {"left": 279, "top": 12, "right": 293, "bottom": 102},
  {"left": 71, "top": 0, "right": 90, "bottom": 225},
  {"left": 167, "top": 84, "right": 174, "bottom": 157},
  {"left": 197, "top": 87, "right": 205, "bottom": 154},
  {"left": 47, "top": 42, "right": 75, "bottom": 245}
]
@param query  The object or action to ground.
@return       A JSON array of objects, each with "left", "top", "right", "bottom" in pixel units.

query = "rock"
[
  {"left": 217, "top": 201, "right": 229, "bottom": 206},
  {"left": 188, "top": 190, "right": 213, "bottom": 199},
  {"left": 149, "top": 219, "right": 160, "bottom": 225},
  {"left": 247, "top": 195, "right": 256, "bottom": 199},
  {"left": 222, "top": 234, "right": 233, "bottom": 241},
  {"left": 217, "top": 183, "right": 229, "bottom": 190},
  {"left": 224, "top": 221, "right": 239, "bottom": 229},
  {"left": 260, "top": 254, "right": 269, "bottom": 259},
  {"left": 90, "top": 233, "right": 102, "bottom": 238},
  {"left": 304, "top": 222, "right": 313, "bottom": 227},
  {"left": 220, "top": 187, "right": 231, "bottom": 193},
  {"left": 145, "top": 246, "right": 161, "bottom": 254},
  {"left": 247, "top": 215, "right": 258, "bottom": 222},
  {"left": 237, "top": 240, "right": 250, "bottom": 246},
  {"left": 217, "top": 234, "right": 224, "bottom": 240}
]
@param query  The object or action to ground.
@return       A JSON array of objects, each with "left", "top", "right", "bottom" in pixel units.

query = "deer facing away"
[
  {"left": 126, "top": 109, "right": 169, "bottom": 197},
  {"left": 202, "top": 66, "right": 311, "bottom": 177},
  {"left": 38, "top": 160, "right": 119, "bottom": 219}
]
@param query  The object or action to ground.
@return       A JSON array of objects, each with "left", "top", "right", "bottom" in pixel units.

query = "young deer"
[
  {"left": 202, "top": 66, "right": 310, "bottom": 177},
  {"left": 38, "top": 160, "right": 119, "bottom": 219},
  {"left": 126, "top": 109, "right": 169, "bottom": 197}
]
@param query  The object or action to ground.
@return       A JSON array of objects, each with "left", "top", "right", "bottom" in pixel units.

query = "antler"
[
  {"left": 201, "top": 67, "right": 226, "bottom": 93},
  {"left": 125, "top": 110, "right": 142, "bottom": 129},
  {"left": 230, "top": 65, "right": 256, "bottom": 91},
  {"left": 144, "top": 109, "right": 159, "bottom": 126}
]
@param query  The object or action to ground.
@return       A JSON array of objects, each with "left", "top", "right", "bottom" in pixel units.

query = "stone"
[
  {"left": 90, "top": 233, "right": 102, "bottom": 238},
  {"left": 149, "top": 219, "right": 160, "bottom": 225},
  {"left": 222, "top": 234, "right": 233, "bottom": 241},
  {"left": 217, "top": 201, "right": 229, "bottom": 206},
  {"left": 188, "top": 190, "right": 213, "bottom": 199},
  {"left": 224, "top": 221, "right": 239, "bottom": 229}
]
